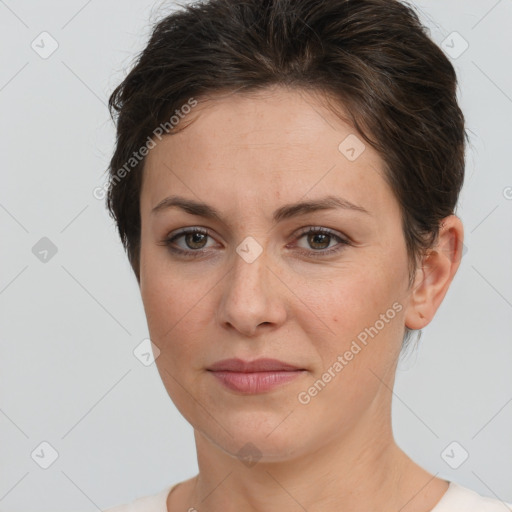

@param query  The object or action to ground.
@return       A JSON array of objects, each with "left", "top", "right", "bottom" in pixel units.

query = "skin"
[{"left": 138, "top": 86, "right": 464, "bottom": 512}]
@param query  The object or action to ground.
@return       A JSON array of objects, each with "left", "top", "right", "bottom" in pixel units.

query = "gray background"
[{"left": 1, "top": 1, "right": 511, "bottom": 511}]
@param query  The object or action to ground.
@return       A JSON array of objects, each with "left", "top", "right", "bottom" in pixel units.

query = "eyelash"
[{"left": 159, "top": 226, "right": 351, "bottom": 259}]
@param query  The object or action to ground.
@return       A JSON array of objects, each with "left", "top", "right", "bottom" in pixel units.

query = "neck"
[{"left": 184, "top": 399, "right": 440, "bottom": 512}]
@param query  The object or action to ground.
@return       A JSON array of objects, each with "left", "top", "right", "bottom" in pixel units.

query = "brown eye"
[
  {"left": 182, "top": 231, "right": 208, "bottom": 250},
  {"left": 161, "top": 227, "right": 217, "bottom": 257},
  {"left": 306, "top": 231, "right": 332, "bottom": 250},
  {"left": 294, "top": 227, "right": 350, "bottom": 258}
]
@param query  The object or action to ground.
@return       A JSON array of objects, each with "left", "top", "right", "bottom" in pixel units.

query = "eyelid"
[
  {"left": 165, "top": 226, "right": 219, "bottom": 247},
  {"left": 292, "top": 225, "right": 347, "bottom": 240},
  {"left": 289, "top": 226, "right": 351, "bottom": 256}
]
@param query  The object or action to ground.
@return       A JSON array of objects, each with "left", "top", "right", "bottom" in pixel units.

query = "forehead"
[{"left": 140, "top": 87, "right": 396, "bottom": 221}]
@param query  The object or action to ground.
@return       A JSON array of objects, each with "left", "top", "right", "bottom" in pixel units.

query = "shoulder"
[
  {"left": 434, "top": 482, "right": 512, "bottom": 512},
  {"left": 101, "top": 483, "right": 177, "bottom": 512}
]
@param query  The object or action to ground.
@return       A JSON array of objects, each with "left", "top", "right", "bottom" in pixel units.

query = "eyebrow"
[{"left": 151, "top": 194, "right": 371, "bottom": 223}]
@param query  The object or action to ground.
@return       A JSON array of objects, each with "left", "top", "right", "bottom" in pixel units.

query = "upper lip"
[{"left": 207, "top": 358, "right": 303, "bottom": 372}]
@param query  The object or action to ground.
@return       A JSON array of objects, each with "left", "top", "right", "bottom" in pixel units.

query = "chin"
[{"left": 201, "top": 418, "right": 309, "bottom": 463}]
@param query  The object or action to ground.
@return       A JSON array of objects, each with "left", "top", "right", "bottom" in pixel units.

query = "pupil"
[
  {"left": 187, "top": 232, "right": 206, "bottom": 248},
  {"left": 310, "top": 233, "right": 329, "bottom": 249}
]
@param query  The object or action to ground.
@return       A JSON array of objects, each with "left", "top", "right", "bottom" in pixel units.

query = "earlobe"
[
  {"left": 404, "top": 264, "right": 430, "bottom": 330},
  {"left": 404, "top": 215, "right": 464, "bottom": 331}
]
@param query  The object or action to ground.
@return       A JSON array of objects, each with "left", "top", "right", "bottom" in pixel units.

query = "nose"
[{"left": 216, "top": 245, "right": 287, "bottom": 337}]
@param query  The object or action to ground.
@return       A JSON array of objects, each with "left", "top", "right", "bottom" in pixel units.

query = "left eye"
[
  {"left": 291, "top": 227, "right": 349, "bottom": 257},
  {"left": 296, "top": 227, "right": 343, "bottom": 251}
]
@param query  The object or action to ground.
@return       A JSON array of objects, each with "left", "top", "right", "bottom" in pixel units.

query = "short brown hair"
[{"left": 106, "top": 0, "right": 468, "bottom": 349}]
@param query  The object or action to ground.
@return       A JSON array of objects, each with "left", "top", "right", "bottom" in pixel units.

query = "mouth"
[
  {"left": 207, "top": 357, "right": 305, "bottom": 372},
  {"left": 207, "top": 358, "right": 307, "bottom": 394}
]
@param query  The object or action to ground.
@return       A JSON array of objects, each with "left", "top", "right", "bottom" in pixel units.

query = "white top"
[{"left": 102, "top": 480, "right": 512, "bottom": 512}]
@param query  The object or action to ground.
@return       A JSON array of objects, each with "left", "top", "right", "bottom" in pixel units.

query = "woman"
[{"left": 102, "top": 0, "right": 511, "bottom": 510}]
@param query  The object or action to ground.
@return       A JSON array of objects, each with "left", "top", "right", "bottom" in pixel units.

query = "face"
[{"left": 139, "top": 87, "right": 414, "bottom": 462}]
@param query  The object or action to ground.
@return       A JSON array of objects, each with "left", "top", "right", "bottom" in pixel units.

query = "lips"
[
  {"left": 207, "top": 358, "right": 306, "bottom": 393},
  {"left": 207, "top": 358, "right": 303, "bottom": 372}
]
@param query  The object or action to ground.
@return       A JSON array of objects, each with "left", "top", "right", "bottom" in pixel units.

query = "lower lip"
[{"left": 209, "top": 370, "right": 305, "bottom": 393}]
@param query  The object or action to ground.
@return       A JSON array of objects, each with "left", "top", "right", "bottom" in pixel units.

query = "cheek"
[
  {"left": 139, "top": 249, "right": 217, "bottom": 359},
  {"left": 142, "top": 275, "right": 199, "bottom": 345},
  {"left": 140, "top": 246, "right": 183, "bottom": 344},
  {"left": 294, "top": 260, "right": 404, "bottom": 363},
  {"left": 295, "top": 274, "right": 404, "bottom": 407},
  {"left": 296, "top": 269, "right": 381, "bottom": 329}
]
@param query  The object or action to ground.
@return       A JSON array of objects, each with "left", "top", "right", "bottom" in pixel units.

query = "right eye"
[{"left": 159, "top": 227, "right": 219, "bottom": 258}]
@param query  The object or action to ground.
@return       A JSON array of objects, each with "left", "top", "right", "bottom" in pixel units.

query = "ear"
[{"left": 404, "top": 215, "right": 464, "bottom": 330}]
